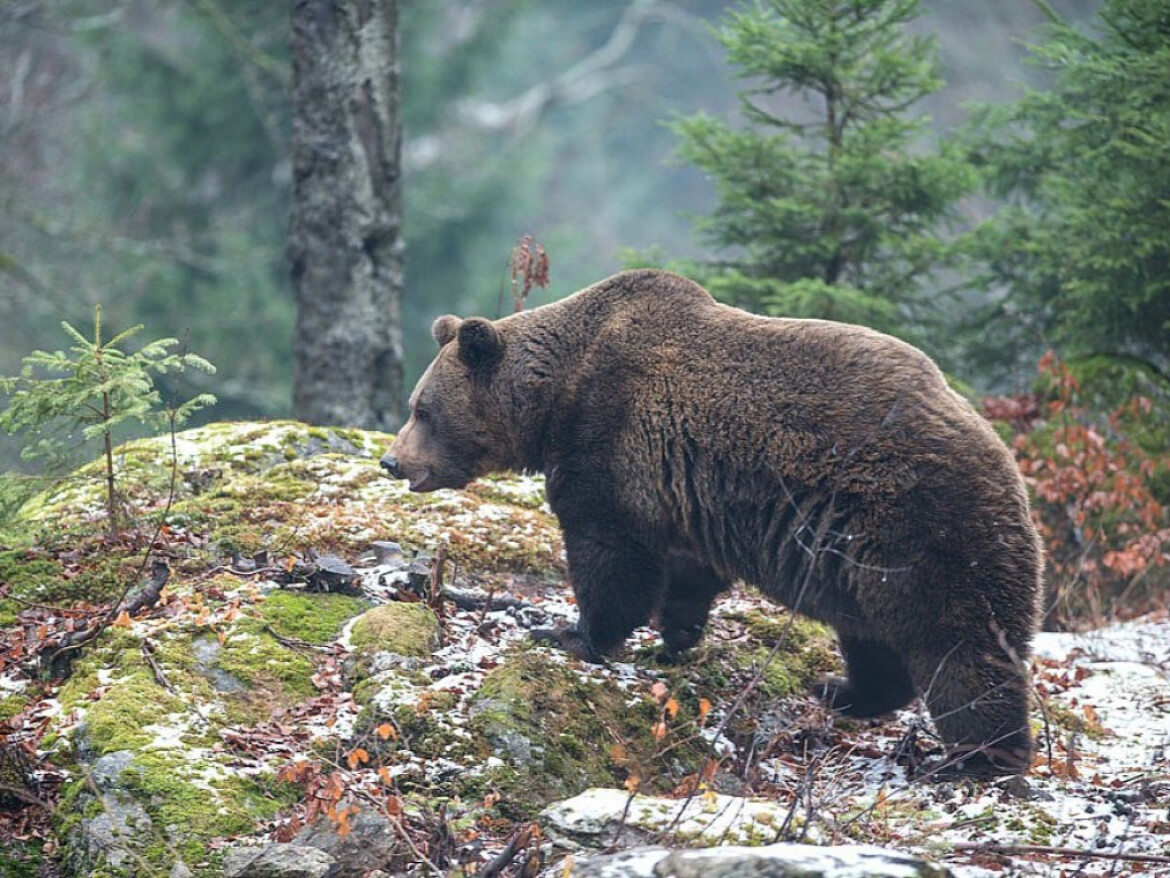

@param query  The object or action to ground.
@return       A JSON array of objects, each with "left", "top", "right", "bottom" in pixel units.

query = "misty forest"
[{"left": 0, "top": 1, "right": 1167, "bottom": 876}]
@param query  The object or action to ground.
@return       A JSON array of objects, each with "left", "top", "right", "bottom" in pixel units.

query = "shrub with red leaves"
[{"left": 984, "top": 352, "right": 1170, "bottom": 627}]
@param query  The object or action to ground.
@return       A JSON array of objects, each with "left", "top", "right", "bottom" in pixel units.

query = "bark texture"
[{"left": 289, "top": 0, "right": 403, "bottom": 429}]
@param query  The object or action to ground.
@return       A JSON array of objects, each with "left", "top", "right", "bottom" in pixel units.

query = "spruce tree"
[
  {"left": 964, "top": 0, "right": 1170, "bottom": 381},
  {"left": 674, "top": 0, "right": 974, "bottom": 347}
]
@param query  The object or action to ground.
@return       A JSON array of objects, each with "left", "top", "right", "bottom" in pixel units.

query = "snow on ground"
[{"left": 354, "top": 553, "right": 1170, "bottom": 876}]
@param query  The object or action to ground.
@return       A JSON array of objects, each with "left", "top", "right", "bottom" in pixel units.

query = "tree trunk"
[{"left": 289, "top": 0, "right": 404, "bottom": 430}]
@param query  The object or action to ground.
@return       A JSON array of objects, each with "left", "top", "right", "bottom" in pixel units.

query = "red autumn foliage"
[{"left": 984, "top": 352, "right": 1170, "bottom": 627}]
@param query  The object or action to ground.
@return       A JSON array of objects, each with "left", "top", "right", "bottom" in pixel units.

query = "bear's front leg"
[
  {"left": 532, "top": 526, "right": 664, "bottom": 663},
  {"left": 658, "top": 552, "right": 729, "bottom": 662}
]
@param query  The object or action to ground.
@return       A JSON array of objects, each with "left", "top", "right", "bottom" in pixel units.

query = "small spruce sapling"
[{"left": 0, "top": 305, "right": 217, "bottom": 535}]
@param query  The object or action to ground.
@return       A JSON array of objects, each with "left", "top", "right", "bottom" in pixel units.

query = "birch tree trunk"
[{"left": 289, "top": 0, "right": 403, "bottom": 429}]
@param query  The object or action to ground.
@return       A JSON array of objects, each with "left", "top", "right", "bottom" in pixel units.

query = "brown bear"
[{"left": 382, "top": 269, "right": 1042, "bottom": 778}]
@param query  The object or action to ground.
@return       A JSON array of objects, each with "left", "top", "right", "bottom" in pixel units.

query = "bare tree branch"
[
  {"left": 185, "top": 0, "right": 289, "bottom": 86},
  {"left": 406, "top": 0, "right": 713, "bottom": 171}
]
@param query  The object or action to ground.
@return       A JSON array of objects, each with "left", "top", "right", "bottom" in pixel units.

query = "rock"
[
  {"left": 405, "top": 553, "right": 434, "bottom": 597},
  {"left": 370, "top": 541, "right": 405, "bottom": 565},
  {"left": 64, "top": 752, "right": 156, "bottom": 876},
  {"left": 308, "top": 555, "right": 361, "bottom": 594},
  {"left": 996, "top": 774, "right": 1054, "bottom": 801},
  {"left": 293, "top": 810, "right": 405, "bottom": 878},
  {"left": 350, "top": 601, "right": 440, "bottom": 668},
  {"left": 562, "top": 843, "right": 952, "bottom": 877},
  {"left": 192, "top": 634, "right": 248, "bottom": 693},
  {"left": 223, "top": 844, "right": 336, "bottom": 878},
  {"left": 542, "top": 787, "right": 795, "bottom": 848}
]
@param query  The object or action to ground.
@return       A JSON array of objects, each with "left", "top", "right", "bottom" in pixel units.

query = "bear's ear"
[
  {"left": 432, "top": 315, "right": 462, "bottom": 348},
  {"left": 457, "top": 318, "right": 504, "bottom": 371}
]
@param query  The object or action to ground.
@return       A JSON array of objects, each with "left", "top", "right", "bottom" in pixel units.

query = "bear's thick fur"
[{"left": 383, "top": 269, "right": 1042, "bottom": 777}]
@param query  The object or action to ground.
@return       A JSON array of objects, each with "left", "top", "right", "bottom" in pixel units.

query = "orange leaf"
[
  {"left": 345, "top": 748, "right": 369, "bottom": 769},
  {"left": 386, "top": 795, "right": 403, "bottom": 817},
  {"left": 665, "top": 697, "right": 679, "bottom": 720},
  {"left": 650, "top": 681, "right": 668, "bottom": 702},
  {"left": 624, "top": 774, "right": 641, "bottom": 793},
  {"left": 698, "top": 698, "right": 712, "bottom": 723},
  {"left": 652, "top": 721, "right": 667, "bottom": 742},
  {"left": 376, "top": 723, "right": 398, "bottom": 741},
  {"left": 112, "top": 609, "right": 133, "bottom": 628}
]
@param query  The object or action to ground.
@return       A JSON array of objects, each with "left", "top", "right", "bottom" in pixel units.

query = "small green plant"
[{"left": 0, "top": 305, "right": 216, "bottom": 535}]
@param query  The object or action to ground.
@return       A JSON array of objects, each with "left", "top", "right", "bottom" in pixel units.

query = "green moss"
[
  {"left": 721, "top": 606, "right": 837, "bottom": 697},
  {"left": 217, "top": 628, "right": 316, "bottom": 699},
  {"left": 465, "top": 648, "right": 686, "bottom": 818},
  {"left": 74, "top": 668, "right": 187, "bottom": 757},
  {"left": 260, "top": 591, "right": 369, "bottom": 645},
  {"left": 350, "top": 602, "right": 440, "bottom": 661},
  {"left": 0, "top": 693, "right": 26, "bottom": 722},
  {"left": 0, "top": 549, "right": 66, "bottom": 624},
  {"left": 118, "top": 752, "right": 296, "bottom": 868},
  {"left": 1044, "top": 701, "right": 1108, "bottom": 741},
  {"left": 0, "top": 839, "right": 45, "bottom": 877}
]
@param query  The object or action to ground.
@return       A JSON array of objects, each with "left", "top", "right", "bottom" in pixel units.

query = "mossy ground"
[
  {"left": 119, "top": 752, "right": 298, "bottom": 867},
  {"left": 465, "top": 648, "right": 704, "bottom": 819},
  {"left": 6, "top": 421, "right": 563, "bottom": 574},
  {"left": 0, "top": 421, "right": 572, "bottom": 875},
  {"left": 350, "top": 601, "right": 440, "bottom": 664},
  {"left": 0, "top": 839, "right": 44, "bottom": 878},
  {"left": 650, "top": 602, "right": 840, "bottom": 740},
  {"left": 258, "top": 590, "right": 369, "bottom": 644}
]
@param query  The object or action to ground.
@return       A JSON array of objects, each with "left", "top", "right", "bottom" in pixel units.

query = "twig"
[
  {"left": 445, "top": 587, "right": 529, "bottom": 614},
  {"left": 185, "top": 0, "right": 289, "bottom": 85},
  {"left": 428, "top": 544, "right": 447, "bottom": 612},
  {"left": 262, "top": 624, "right": 330, "bottom": 654},
  {"left": 140, "top": 639, "right": 174, "bottom": 692},
  {"left": 0, "top": 780, "right": 52, "bottom": 810},
  {"left": 476, "top": 824, "right": 535, "bottom": 878},
  {"left": 205, "top": 564, "right": 283, "bottom": 578},
  {"left": 952, "top": 841, "right": 1170, "bottom": 867}
]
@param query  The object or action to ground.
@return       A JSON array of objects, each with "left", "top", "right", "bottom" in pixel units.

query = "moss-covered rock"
[
  {"left": 59, "top": 748, "right": 296, "bottom": 878},
  {"left": 2, "top": 421, "right": 563, "bottom": 576},
  {"left": 465, "top": 649, "right": 688, "bottom": 819},
  {"left": 350, "top": 602, "right": 440, "bottom": 666}
]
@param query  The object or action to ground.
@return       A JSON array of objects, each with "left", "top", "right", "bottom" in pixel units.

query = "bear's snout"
[{"left": 379, "top": 454, "right": 401, "bottom": 478}]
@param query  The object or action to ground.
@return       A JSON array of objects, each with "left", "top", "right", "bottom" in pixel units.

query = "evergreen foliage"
[
  {"left": 964, "top": 0, "right": 1170, "bottom": 382},
  {"left": 0, "top": 306, "right": 216, "bottom": 531},
  {"left": 672, "top": 0, "right": 975, "bottom": 349}
]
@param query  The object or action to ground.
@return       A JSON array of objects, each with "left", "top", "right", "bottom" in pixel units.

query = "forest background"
[{"left": 0, "top": 0, "right": 1166, "bottom": 627}]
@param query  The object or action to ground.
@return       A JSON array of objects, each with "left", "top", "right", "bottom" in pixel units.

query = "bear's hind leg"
[
  {"left": 817, "top": 636, "right": 916, "bottom": 718},
  {"left": 908, "top": 645, "right": 1033, "bottom": 778},
  {"left": 658, "top": 553, "right": 729, "bottom": 661},
  {"left": 533, "top": 528, "right": 663, "bottom": 663}
]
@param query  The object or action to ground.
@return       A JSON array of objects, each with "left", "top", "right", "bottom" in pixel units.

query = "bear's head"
[{"left": 381, "top": 314, "right": 512, "bottom": 492}]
